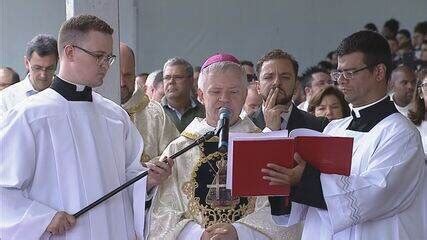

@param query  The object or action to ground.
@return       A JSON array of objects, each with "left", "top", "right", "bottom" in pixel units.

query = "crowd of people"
[{"left": 0, "top": 14, "right": 426, "bottom": 240}]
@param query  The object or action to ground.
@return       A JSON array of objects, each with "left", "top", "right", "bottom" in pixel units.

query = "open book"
[{"left": 226, "top": 128, "right": 353, "bottom": 197}]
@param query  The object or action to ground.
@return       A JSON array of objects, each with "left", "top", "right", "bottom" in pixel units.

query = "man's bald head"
[
  {"left": 0, "top": 67, "right": 20, "bottom": 91},
  {"left": 119, "top": 43, "right": 136, "bottom": 104}
]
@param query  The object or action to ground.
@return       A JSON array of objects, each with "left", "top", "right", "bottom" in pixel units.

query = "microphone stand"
[{"left": 73, "top": 130, "right": 216, "bottom": 218}]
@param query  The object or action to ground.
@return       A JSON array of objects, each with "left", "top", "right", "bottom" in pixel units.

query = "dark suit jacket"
[
  {"left": 249, "top": 104, "right": 328, "bottom": 132},
  {"left": 249, "top": 104, "right": 329, "bottom": 215}
]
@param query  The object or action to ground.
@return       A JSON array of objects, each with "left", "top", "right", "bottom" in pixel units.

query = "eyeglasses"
[
  {"left": 28, "top": 63, "right": 56, "bottom": 74},
  {"left": 72, "top": 45, "right": 116, "bottom": 66},
  {"left": 420, "top": 83, "right": 427, "bottom": 92},
  {"left": 330, "top": 65, "right": 372, "bottom": 83},
  {"left": 247, "top": 74, "right": 258, "bottom": 82}
]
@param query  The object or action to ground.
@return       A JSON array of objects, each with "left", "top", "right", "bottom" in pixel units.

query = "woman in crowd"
[
  {"left": 408, "top": 68, "right": 427, "bottom": 237},
  {"left": 409, "top": 69, "right": 427, "bottom": 152},
  {"left": 307, "top": 85, "right": 350, "bottom": 120}
]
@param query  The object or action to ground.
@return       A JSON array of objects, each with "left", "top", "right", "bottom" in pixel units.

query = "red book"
[{"left": 226, "top": 129, "right": 353, "bottom": 197}]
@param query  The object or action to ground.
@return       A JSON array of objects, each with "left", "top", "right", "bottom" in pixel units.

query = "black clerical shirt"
[{"left": 50, "top": 76, "right": 92, "bottom": 102}]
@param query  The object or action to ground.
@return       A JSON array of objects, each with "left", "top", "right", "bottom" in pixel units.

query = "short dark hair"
[
  {"left": 317, "top": 61, "right": 334, "bottom": 72},
  {"left": 26, "top": 34, "right": 58, "bottom": 60},
  {"left": 300, "top": 66, "right": 329, "bottom": 89},
  {"left": 256, "top": 49, "right": 298, "bottom": 77},
  {"left": 383, "top": 18, "right": 400, "bottom": 37},
  {"left": 58, "top": 15, "right": 114, "bottom": 51},
  {"left": 240, "top": 60, "right": 254, "bottom": 68},
  {"left": 364, "top": 23, "right": 378, "bottom": 32},
  {"left": 414, "top": 21, "right": 427, "bottom": 35},
  {"left": 308, "top": 85, "right": 350, "bottom": 118},
  {"left": 2, "top": 67, "right": 20, "bottom": 84},
  {"left": 326, "top": 51, "right": 336, "bottom": 60},
  {"left": 397, "top": 29, "right": 411, "bottom": 40},
  {"left": 336, "top": 30, "right": 392, "bottom": 81}
]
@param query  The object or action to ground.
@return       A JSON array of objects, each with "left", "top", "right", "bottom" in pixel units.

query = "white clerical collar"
[
  {"left": 297, "top": 100, "right": 308, "bottom": 111},
  {"left": 351, "top": 95, "right": 389, "bottom": 118},
  {"left": 59, "top": 76, "right": 87, "bottom": 92}
]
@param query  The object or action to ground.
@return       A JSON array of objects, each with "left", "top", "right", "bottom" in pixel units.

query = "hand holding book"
[
  {"left": 261, "top": 152, "right": 307, "bottom": 186},
  {"left": 226, "top": 128, "right": 353, "bottom": 197}
]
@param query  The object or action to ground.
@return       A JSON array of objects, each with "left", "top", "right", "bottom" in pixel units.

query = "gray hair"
[
  {"left": 145, "top": 69, "right": 163, "bottom": 89},
  {"left": 26, "top": 34, "right": 58, "bottom": 59},
  {"left": 198, "top": 61, "right": 248, "bottom": 91},
  {"left": 163, "top": 57, "right": 193, "bottom": 77}
]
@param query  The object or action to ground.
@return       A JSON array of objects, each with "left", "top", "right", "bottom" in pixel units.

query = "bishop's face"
[{"left": 199, "top": 68, "right": 247, "bottom": 127}]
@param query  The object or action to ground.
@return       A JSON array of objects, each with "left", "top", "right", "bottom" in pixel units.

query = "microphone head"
[
  {"left": 218, "top": 107, "right": 231, "bottom": 153},
  {"left": 219, "top": 107, "right": 231, "bottom": 118}
]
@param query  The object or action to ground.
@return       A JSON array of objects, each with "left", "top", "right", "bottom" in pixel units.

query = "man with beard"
[
  {"left": 249, "top": 49, "right": 328, "bottom": 220},
  {"left": 0, "top": 34, "right": 57, "bottom": 117},
  {"left": 250, "top": 49, "right": 328, "bottom": 132},
  {"left": 161, "top": 57, "right": 205, "bottom": 132},
  {"left": 389, "top": 65, "right": 416, "bottom": 117}
]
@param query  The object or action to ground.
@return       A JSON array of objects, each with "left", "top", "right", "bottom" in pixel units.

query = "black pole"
[{"left": 73, "top": 130, "right": 216, "bottom": 218}]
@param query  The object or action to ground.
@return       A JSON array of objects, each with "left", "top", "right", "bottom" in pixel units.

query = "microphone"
[{"left": 217, "top": 107, "right": 231, "bottom": 153}]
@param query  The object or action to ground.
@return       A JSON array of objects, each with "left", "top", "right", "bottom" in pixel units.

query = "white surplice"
[
  {"left": 0, "top": 75, "right": 37, "bottom": 121},
  {"left": 279, "top": 113, "right": 425, "bottom": 240},
  {"left": 0, "top": 88, "right": 147, "bottom": 239}
]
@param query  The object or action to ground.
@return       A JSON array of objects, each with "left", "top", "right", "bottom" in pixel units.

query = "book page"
[
  {"left": 289, "top": 128, "right": 325, "bottom": 137},
  {"left": 230, "top": 129, "right": 289, "bottom": 140}
]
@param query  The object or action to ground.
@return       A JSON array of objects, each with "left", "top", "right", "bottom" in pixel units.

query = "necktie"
[{"left": 26, "top": 90, "right": 37, "bottom": 96}]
